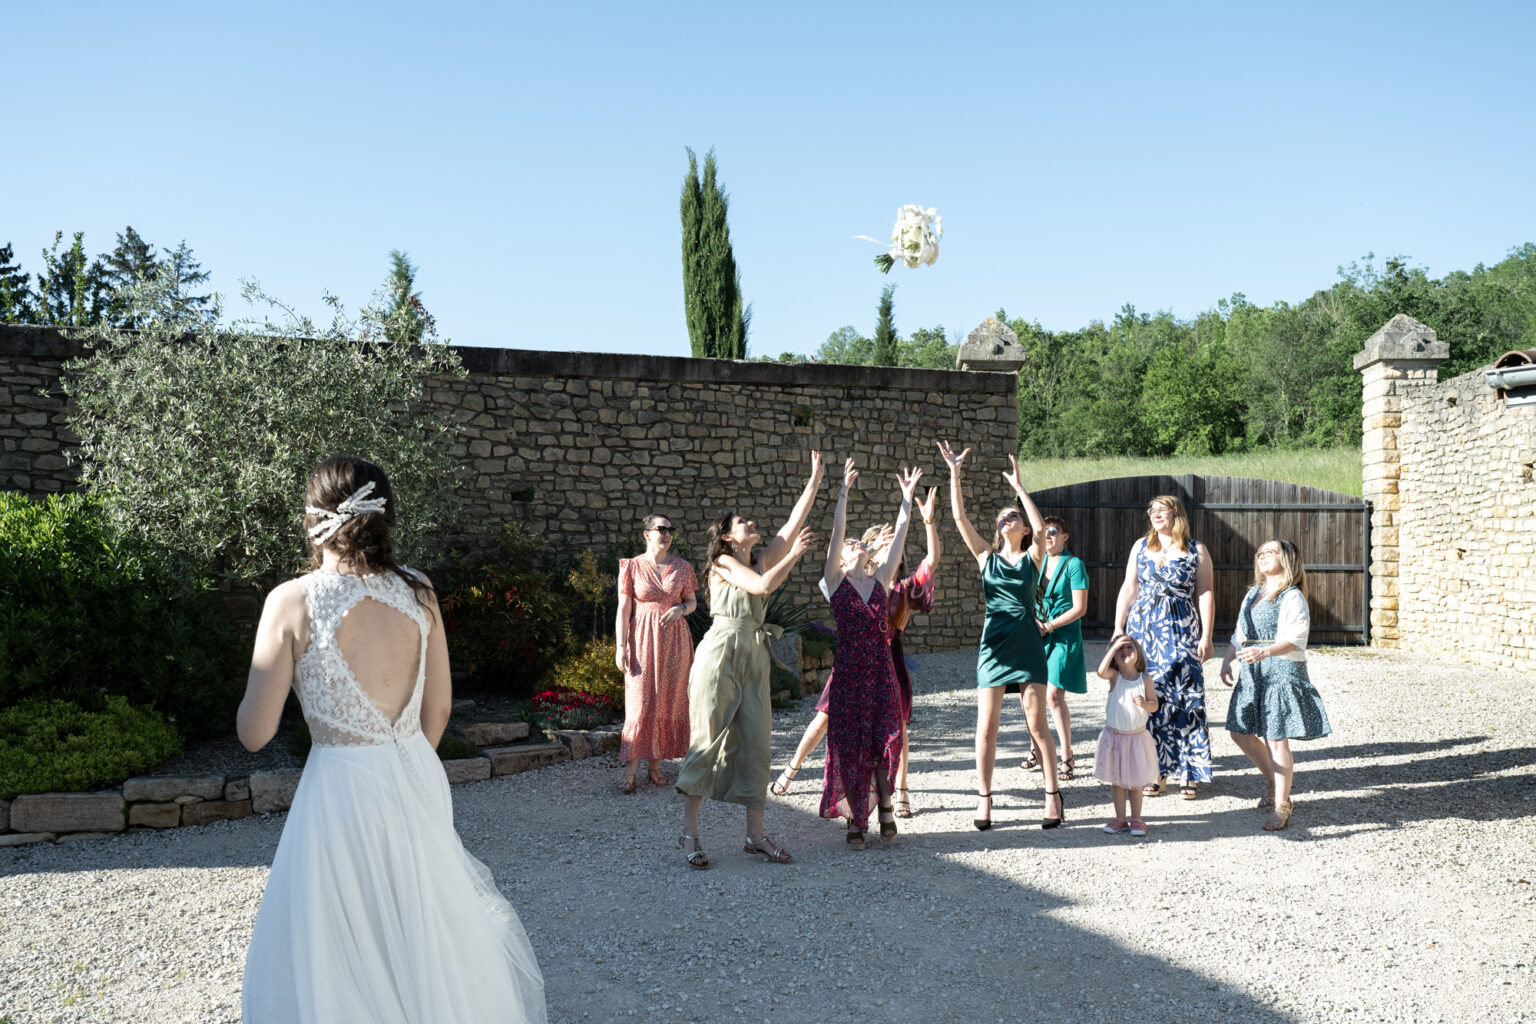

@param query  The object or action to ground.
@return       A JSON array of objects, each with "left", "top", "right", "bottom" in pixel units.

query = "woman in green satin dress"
[
  {"left": 1020, "top": 516, "right": 1090, "bottom": 779},
  {"left": 938, "top": 441, "right": 1064, "bottom": 830},
  {"left": 674, "top": 451, "right": 823, "bottom": 869}
]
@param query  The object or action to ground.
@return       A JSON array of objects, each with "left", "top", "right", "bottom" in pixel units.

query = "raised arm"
[
  {"left": 762, "top": 449, "right": 825, "bottom": 571},
  {"left": 938, "top": 440, "right": 990, "bottom": 565},
  {"left": 917, "top": 485, "right": 941, "bottom": 573},
  {"left": 876, "top": 466, "right": 922, "bottom": 591},
  {"left": 1001, "top": 454, "right": 1048, "bottom": 569},
  {"left": 822, "top": 457, "right": 856, "bottom": 597},
  {"left": 714, "top": 527, "right": 818, "bottom": 596},
  {"left": 1096, "top": 636, "right": 1123, "bottom": 681}
]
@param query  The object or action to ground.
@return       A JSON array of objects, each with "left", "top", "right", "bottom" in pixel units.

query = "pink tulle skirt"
[{"left": 1094, "top": 727, "right": 1159, "bottom": 788}]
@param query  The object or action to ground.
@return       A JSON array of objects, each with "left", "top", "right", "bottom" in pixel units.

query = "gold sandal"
[
  {"left": 744, "top": 834, "right": 793, "bottom": 863},
  {"left": 1263, "top": 801, "right": 1294, "bottom": 831}
]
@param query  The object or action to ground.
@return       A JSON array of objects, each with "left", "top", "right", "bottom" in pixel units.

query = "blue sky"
[{"left": 6, "top": 2, "right": 1533, "bottom": 356}]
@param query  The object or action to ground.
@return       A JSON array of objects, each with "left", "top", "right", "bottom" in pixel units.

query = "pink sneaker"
[
  {"left": 1102, "top": 818, "right": 1129, "bottom": 834},
  {"left": 1128, "top": 818, "right": 1148, "bottom": 836}
]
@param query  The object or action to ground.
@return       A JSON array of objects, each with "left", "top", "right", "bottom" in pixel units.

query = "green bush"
[
  {"left": 0, "top": 696, "right": 182, "bottom": 799},
  {"left": 436, "top": 523, "right": 573, "bottom": 695},
  {"left": 0, "top": 493, "right": 246, "bottom": 739},
  {"left": 435, "top": 732, "right": 479, "bottom": 761},
  {"left": 545, "top": 638, "right": 625, "bottom": 704}
]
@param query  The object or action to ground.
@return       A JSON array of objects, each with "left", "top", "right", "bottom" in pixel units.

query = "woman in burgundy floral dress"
[{"left": 818, "top": 458, "right": 922, "bottom": 849}]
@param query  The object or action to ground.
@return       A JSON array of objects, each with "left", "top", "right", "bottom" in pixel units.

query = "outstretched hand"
[
  {"left": 1001, "top": 453, "right": 1024, "bottom": 494},
  {"left": 895, "top": 465, "right": 923, "bottom": 501},
  {"left": 841, "top": 457, "right": 858, "bottom": 491},
  {"left": 789, "top": 527, "right": 819, "bottom": 560},
  {"left": 809, "top": 449, "right": 825, "bottom": 481},
  {"left": 918, "top": 486, "right": 939, "bottom": 523},
  {"left": 937, "top": 440, "right": 969, "bottom": 472}
]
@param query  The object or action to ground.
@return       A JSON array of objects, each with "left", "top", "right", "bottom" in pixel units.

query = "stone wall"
[
  {"left": 0, "top": 325, "right": 1019, "bottom": 652},
  {"left": 1357, "top": 315, "right": 1536, "bottom": 669}
]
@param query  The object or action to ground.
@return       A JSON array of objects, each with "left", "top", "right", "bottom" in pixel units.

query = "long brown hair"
[
  {"left": 992, "top": 506, "right": 1031, "bottom": 553},
  {"left": 704, "top": 509, "right": 744, "bottom": 580},
  {"left": 1143, "top": 495, "right": 1192, "bottom": 554},
  {"left": 1253, "top": 538, "right": 1307, "bottom": 600},
  {"left": 304, "top": 455, "right": 433, "bottom": 604}
]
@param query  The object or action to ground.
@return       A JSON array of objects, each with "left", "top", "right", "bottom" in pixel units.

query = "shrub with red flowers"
[
  {"left": 531, "top": 686, "right": 617, "bottom": 731},
  {"left": 436, "top": 523, "right": 573, "bottom": 696}
]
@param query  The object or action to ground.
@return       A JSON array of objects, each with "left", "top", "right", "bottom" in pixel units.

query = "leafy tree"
[
  {"left": 61, "top": 279, "right": 467, "bottom": 582},
  {"left": 0, "top": 243, "right": 33, "bottom": 323},
  {"left": 155, "top": 240, "right": 215, "bottom": 327},
  {"left": 679, "top": 148, "right": 750, "bottom": 359},
  {"left": 34, "top": 231, "right": 110, "bottom": 327},
  {"left": 898, "top": 325, "right": 956, "bottom": 370},
  {"left": 872, "top": 284, "right": 898, "bottom": 366},
  {"left": 379, "top": 249, "right": 434, "bottom": 345},
  {"left": 816, "top": 325, "right": 872, "bottom": 365}
]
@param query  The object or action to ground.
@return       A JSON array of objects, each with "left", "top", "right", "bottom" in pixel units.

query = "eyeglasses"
[
  {"left": 1145, "top": 507, "right": 1166, "bottom": 517},
  {"left": 651, "top": 526, "right": 677, "bottom": 535},
  {"left": 1044, "top": 528, "right": 1061, "bottom": 537}
]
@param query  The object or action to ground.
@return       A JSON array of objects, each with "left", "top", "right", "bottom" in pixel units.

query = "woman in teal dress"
[
  {"left": 1021, "top": 516, "right": 1090, "bottom": 779},
  {"left": 938, "top": 441, "right": 1063, "bottom": 831}
]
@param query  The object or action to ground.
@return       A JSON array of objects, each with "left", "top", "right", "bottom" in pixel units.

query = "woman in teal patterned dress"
[
  {"left": 1113, "top": 495, "right": 1215, "bottom": 799},
  {"left": 1220, "top": 539, "right": 1331, "bottom": 831},
  {"left": 938, "top": 441, "right": 1063, "bottom": 831}
]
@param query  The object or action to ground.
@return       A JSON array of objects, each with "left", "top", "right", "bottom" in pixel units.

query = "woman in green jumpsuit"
[{"left": 938, "top": 442, "right": 1064, "bottom": 831}]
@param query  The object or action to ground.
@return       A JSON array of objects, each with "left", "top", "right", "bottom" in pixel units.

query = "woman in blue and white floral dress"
[{"left": 1113, "top": 495, "right": 1215, "bottom": 799}]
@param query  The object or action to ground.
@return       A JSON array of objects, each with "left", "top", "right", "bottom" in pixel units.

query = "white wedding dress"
[{"left": 242, "top": 570, "right": 546, "bottom": 1024}]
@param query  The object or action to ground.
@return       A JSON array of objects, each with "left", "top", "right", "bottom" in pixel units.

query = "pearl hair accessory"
[{"left": 306, "top": 481, "right": 388, "bottom": 544}]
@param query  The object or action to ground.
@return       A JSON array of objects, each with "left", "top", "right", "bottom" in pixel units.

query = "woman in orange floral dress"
[{"left": 615, "top": 514, "right": 699, "bottom": 792}]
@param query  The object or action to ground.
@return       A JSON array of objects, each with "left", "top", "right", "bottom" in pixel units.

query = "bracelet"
[{"left": 922, "top": 518, "right": 934, "bottom": 525}]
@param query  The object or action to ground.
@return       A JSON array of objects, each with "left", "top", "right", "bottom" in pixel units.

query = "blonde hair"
[
  {"left": 1143, "top": 495, "right": 1191, "bottom": 554},
  {"left": 1253, "top": 538, "right": 1307, "bottom": 599}
]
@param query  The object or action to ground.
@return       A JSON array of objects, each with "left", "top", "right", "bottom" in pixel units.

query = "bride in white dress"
[{"left": 236, "top": 455, "right": 546, "bottom": 1024}]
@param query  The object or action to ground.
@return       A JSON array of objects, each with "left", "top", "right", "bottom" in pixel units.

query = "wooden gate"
[{"left": 1031, "top": 475, "right": 1370, "bottom": 646}]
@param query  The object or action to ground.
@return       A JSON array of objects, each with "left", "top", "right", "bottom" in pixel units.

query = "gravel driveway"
[{"left": 2, "top": 644, "right": 1533, "bottom": 1024}]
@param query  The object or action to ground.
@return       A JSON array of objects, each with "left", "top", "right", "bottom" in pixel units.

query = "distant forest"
[{"left": 787, "top": 245, "right": 1536, "bottom": 458}]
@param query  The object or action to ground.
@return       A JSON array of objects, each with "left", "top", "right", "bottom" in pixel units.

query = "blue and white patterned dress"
[{"left": 1126, "top": 539, "right": 1211, "bottom": 784}]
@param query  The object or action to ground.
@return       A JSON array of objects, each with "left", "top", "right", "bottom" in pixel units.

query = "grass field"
[{"left": 1017, "top": 445, "right": 1362, "bottom": 496}]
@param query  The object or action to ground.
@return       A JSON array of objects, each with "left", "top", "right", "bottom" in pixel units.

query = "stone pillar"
[
  {"left": 1353, "top": 314, "right": 1448, "bottom": 647},
  {"left": 956, "top": 318, "right": 1026, "bottom": 372}
]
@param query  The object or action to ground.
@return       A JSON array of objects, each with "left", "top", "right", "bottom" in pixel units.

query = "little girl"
[{"left": 1093, "top": 635, "right": 1161, "bottom": 836}]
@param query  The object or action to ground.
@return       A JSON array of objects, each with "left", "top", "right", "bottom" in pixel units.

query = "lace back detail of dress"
[{"left": 295, "top": 570, "right": 432, "bottom": 747}]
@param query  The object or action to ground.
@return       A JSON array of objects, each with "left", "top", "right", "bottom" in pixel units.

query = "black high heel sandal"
[
  {"left": 974, "top": 792, "right": 992, "bottom": 831},
  {"left": 1041, "top": 788, "right": 1064, "bottom": 829},
  {"left": 878, "top": 804, "right": 897, "bottom": 839}
]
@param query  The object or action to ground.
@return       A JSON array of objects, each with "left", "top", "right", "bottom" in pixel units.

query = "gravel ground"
[{"left": 2, "top": 644, "right": 1533, "bottom": 1024}]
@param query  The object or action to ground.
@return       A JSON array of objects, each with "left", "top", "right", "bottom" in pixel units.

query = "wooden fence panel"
[{"left": 1032, "top": 475, "right": 1369, "bottom": 646}]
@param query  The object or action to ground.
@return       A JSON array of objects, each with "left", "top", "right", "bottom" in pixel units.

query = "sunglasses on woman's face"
[
  {"left": 1044, "top": 528, "right": 1061, "bottom": 537},
  {"left": 651, "top": 526, "right": 676, "bottom": 535}
]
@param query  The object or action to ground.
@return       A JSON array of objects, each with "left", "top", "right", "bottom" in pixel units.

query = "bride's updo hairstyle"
[{"left": 303, "top": 455, "right": 433, "bottom": 603}]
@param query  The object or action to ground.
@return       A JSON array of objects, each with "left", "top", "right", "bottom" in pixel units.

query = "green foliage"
[
  {"left": 898, "top": 325, "right": 957, "bottom": 369},
  {"left": 98, "top": 226, "right": 160, "bottom": 328},
  {"left": 816, "top": 325, "right": 873, "bottom": 365},
  {"left": 680, "top": 147, "right": 750, "bottom": 359},
  {"left": 435, "top": 732, "right": 479, "bottom": 761},
  {"left": 0, "top": 242, "right": 33, "bottom": 322},
  {"left": 799, "top": 626, "right": 837, "bottom": 660},
  {"left": 436, "top": 523, "right": 574, "bottom": 695},
  {"left": 0, "top": 696, "right": 182, "bottom": 800},
  {"left": 34, "top": 230, "right": 110, "bottom": 327},
  {"left": 61, "top": 282, "right": 466, "bottom": 581},
  {"left": 544, "top": 637, "right": 625, "bottom": 704},
  {"left": 565, "top": 549, "right": 610, "bottom": 640},
  {"left": 0, "top": 493, "right": 246, "bottom": 739},
  {"left": 872, "top": 285, "right": 898, "bottom": 366},
  {"left": 380, "top": 249, "right": 434, "bottom": 346},
  {"left": 531, "top": 686, "right": 617, "bottom": 730}
]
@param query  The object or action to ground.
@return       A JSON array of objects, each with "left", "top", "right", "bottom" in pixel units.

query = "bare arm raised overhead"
[
  {"left": 916, "top": 485, "right": 942, "bottom": 574},
  {"left": 1000, "top": 453, "right": 1048, "bottom": 571},
  {"left": 713, "top": 527, "right": 818, "bottom": 597},
  {"left": 761, "top": 450, "right": 825, "bottom": 572},
  {"left": 938, "top": 440, "right": 991, "bottom": 565},
  {"left": 875, "top": 466, "right": 922, "bottom": 592},
  {"left": 822, "top": 457, "right": 857, "bottom": 598}
]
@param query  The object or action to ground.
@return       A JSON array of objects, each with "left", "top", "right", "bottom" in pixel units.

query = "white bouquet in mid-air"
[{"left": 856, "top": 204, "right": 942, "bottom": 273}]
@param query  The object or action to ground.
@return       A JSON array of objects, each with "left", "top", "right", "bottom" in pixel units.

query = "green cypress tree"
[
  {"left": 381, "top": 249, "right": 431, "bottom": 345},
  {"left": 156, "top": 241, "right": 214, "bottom": 326},
  {"left": 99, "top": 226, "right": 160, "bottom": 327},
  {"left": 872, "top": 284, "right": 898, "bottom": 366},
  {"left": 680, "top": 148, "right": 750, "bottom": 359}
]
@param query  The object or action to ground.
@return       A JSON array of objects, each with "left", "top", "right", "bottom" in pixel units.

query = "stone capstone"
[
  {"left": 122, "top": 776, "right": 225, "bottom": 803},
  {"left": 457, "top": 721, "right": 531, "bottom": 747},
  {"left": 441, "top": 757, "right": 492, "bottom": 784},
  {"left": 180, "top": 800, "right": 253, "bottom": 827},
  {"left": 956, "top": 318, "right": 1026, "bottom": 372},
  {"left": 10, "top": 792, "right": 125, "bottom": 833},
  {"left": 485, "top": 742, "right": 570, "bottom": 776},
  {"left": 250, "top": 773, "right": 302, "bottom": 814}
]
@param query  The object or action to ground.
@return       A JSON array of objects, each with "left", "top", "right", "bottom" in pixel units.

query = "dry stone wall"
[
  {"left": 1357, "top": 315, "right": 1536, "bottom": 669},
  {"left": 0, "top": 326, "right": 1018, "bottom": 653}
]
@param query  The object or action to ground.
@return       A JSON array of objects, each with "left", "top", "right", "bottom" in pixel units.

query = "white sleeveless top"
[
  {"left": 294, "top": 570, "right": 431, "bottom": 747},
  {"left": 1105, "top": 671, "right": 1151, "bottom": 732}
]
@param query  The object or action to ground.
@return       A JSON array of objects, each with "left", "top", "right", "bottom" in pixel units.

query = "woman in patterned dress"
[
  {"left": 939, "top": 441, "right": 1063, "bottom": 830},
  {"left": 674, "top": 451, "right": 823, "bottom": 868},
  {"left": 614, "top": 514, "right": 698, "bottom": 793},
  {"left": 1220, "top": 539, "right": 1331, "bottom": 831},
  {"left": 818, "top": 458, "right": 922, "bottom": 849},
  {"left": 1113, "top": 495, "right": 1215, "bottom": 799}
]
